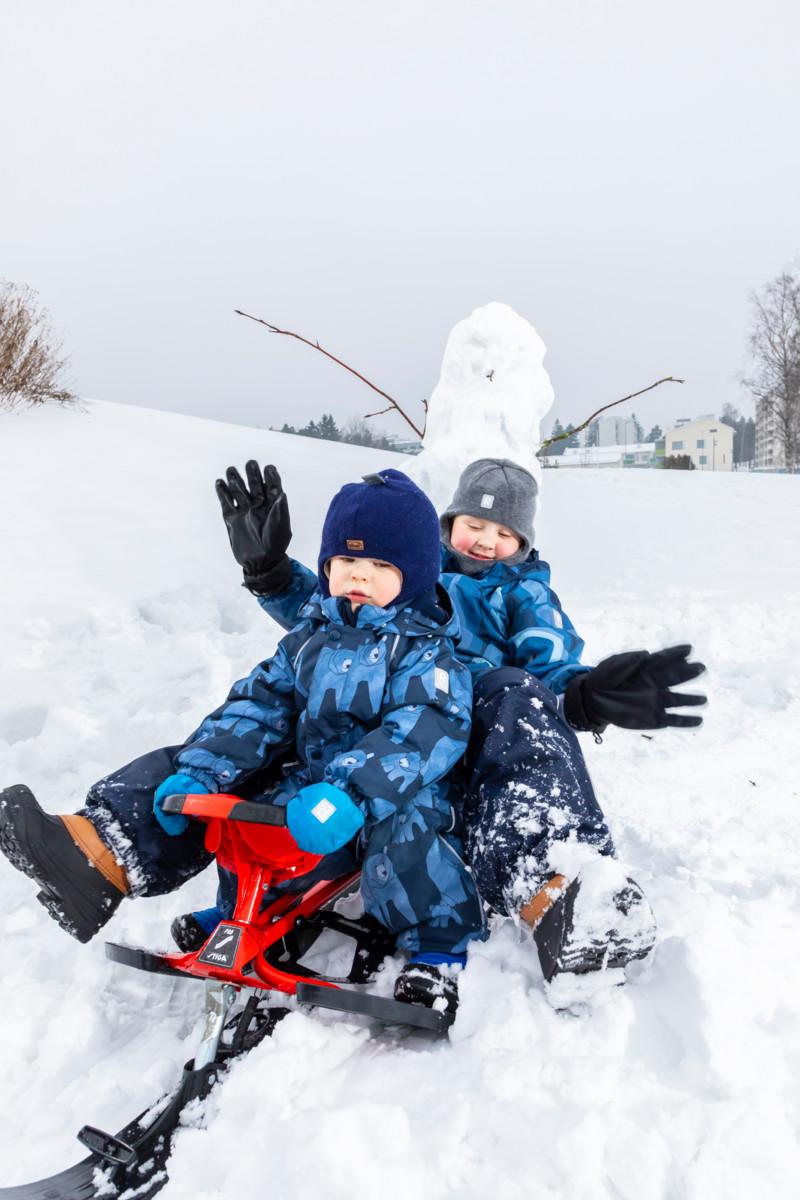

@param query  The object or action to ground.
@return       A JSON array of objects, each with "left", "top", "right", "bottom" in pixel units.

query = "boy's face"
[
  {"left": 327, "top": 556, "right": 403, "bottom": 609},
  {"left": 450, "top": 514, "right": 522, "bottom": 563}
]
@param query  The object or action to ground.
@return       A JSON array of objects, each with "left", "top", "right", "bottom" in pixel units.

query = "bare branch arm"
[
  {"left": 235, "top": 310, "right": 424, "bottom": 439},
  {"left": 538, "top": 377, "right": 685, "bottom": 451}
]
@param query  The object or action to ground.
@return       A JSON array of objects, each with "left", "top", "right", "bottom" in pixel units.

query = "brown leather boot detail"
[
  {"left": 520, "top": 874, "right": 567, "bottom": 929},
  {"left": 61, "top": 814, "right": 130, "bottom": 894}
]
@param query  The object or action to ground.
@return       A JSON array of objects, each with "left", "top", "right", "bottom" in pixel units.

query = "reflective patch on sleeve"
[
  {"left": 511, "top": 627, "right": 565, "bottom": 663},
  {"left": 434, "top": 667, "right": 450, "bottom": 693},
  {"left": 311, "top": 798, "right": 336, "bottom": 823}
]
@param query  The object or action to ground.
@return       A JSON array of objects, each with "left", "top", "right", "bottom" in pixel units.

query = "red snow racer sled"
[
  {"left": 0, "top": 794, "right": 450, "bottom": 1200},
  {"left": 108, "top": 790, "right": 449, "bottom": 1029}
]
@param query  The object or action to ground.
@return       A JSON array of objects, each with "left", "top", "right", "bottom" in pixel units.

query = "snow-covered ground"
[{"left": 1, "top": 399, "right": 799, "bottom": 1199}]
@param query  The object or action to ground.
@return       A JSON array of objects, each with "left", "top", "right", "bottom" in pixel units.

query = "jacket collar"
[
  {"left": 440, "top": 544, "right": 541, "bottom": 582},
  {"left": 302, "top": 585, "right": 459, "bottom": 639}
]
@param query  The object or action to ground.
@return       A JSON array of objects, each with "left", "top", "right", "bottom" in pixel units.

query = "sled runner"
[{"left": 0, "top": 793, "right": 452, "bottom": 1200}]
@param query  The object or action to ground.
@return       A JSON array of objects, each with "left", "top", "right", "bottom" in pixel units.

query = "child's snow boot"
[
  {"left": 0, "top": 784, "right": 128, "bottom": 943},
  {"left": 393, "top": 951, "right": 466, "bottom": 1016},
  {"left": 171, "top": 906, "right": 223, "bottom": 952},
  {"left": 524, "top": 865, "right": 656, "bottom": 1004}
]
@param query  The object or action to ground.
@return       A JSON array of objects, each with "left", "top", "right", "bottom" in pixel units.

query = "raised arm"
[
  {"left": 216, "top": 460, "right": 293, "bottom": 594},
  {"left": 254, "top": 559, "right": 318, "bottom": 631},
  {"left": 506, "top": 572, "right": 589, "bottom": 694},
  {"left": 216, "top": 459, "right": 317, "bottom": 630}
]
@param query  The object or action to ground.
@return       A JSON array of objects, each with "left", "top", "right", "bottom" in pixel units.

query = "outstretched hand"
[
  {"left": 216, "top": 461, "right": 292, "bottom": 591},
  {"left": 564, "top": 644, "right": 707, "bottom": 734}
]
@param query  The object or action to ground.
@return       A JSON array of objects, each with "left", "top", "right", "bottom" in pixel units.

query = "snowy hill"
[{"left": 1, "top": 400, "right": 798, "bottom": 1199}]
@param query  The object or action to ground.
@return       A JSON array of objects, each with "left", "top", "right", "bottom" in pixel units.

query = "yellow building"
[{"left": 663, "top": 417, "right": 734, "bottom": 471}]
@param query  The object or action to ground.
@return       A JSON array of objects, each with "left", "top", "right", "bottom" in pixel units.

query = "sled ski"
[
  {"left": 1, "top": 792, "right": 452, "bottom": 1199},
  {"left": 0, "top": 980, "right": 283, "bottom": 1200},
  {"left": 297, "top": 980, "right": 453, "bottom": 1032}
]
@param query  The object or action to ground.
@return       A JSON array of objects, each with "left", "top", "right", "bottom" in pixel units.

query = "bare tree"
[
  {"left": 744, "top": 267, "right": 800, "bottom": 470},
  {"left": 340, "top": 415, "right": 393, "bottom": 449},
  {"left": 0, "top": 282, "right": 76, "bottom": 410}
]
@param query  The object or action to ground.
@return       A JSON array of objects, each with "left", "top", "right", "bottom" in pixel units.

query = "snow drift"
[{"left": 0, "top": 398, "right": 798, "bottom": 1199}]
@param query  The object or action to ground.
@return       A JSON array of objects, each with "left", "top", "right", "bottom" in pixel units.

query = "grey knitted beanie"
[{"left": 440, "top": 458, "right": 538, "bottom": 563}]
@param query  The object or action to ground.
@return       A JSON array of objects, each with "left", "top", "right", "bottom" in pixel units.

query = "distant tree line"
[
  {"left": 273, "top": 412, "right": 396, "bottom": 450},
  {"left": 719, "top": 404, "right": 755, "bottom": 464},
  {"left": 536, "top": 419, "right": 580, "bottom": 457}
]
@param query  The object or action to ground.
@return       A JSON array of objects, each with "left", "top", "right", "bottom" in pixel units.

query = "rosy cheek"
[{"left": 450, "top": 530, "right": 473, "bottom": 553}]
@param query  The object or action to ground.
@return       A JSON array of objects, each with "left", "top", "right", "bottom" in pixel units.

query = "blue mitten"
[
  {"left": 286, "top": 783, "right": 364, "bottom": 855},
  {"left": 154, "top": 774, "right": 209, "bottom": 836}
]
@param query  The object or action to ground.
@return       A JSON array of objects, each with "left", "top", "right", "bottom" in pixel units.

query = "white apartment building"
[
  {"left": 754, "top": 398, "right": 785, "bottom": 469},
  {"left": 663, "top": 416, "right": 733, "bottom": 471},
  {"left": 591, "top": 416, "right": 640, "bottom": 446}
]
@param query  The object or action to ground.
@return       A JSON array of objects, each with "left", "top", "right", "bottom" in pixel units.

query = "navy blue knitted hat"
[{"left": 318, "top": 468, "right": 440, "bottom": 607}]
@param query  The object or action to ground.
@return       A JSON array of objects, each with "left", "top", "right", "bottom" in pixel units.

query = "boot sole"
[
  {"left": 534, "top": 876, "right": 656, "bottom": 983},
  {"left": 0, "top": 785, "right": 120, "bottom": 943}
]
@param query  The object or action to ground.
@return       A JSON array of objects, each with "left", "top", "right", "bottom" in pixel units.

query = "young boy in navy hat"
[
  {"left": 0, "top": 469, "right": 484, "bottom": 1013},
  {"left": 217, "top": 458, "right": 705, "bottom": 1001}
]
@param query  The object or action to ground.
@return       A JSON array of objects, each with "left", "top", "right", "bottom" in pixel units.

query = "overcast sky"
[{"left": 2, "top": 0, "right": 798, "bottom": 442}]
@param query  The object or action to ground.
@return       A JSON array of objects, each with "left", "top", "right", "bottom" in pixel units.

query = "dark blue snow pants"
[
  {"left": 82, "top": 668, "right": 611, "bottom": 938},
  {"left": 462, "top": 668, "right": 614, "bottom": 916}
]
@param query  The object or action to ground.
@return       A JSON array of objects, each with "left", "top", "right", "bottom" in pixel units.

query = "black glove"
[
  {"left": 564, "top": 644, "right": 707, "bottom": 734},
  {"left": 215, "top": 461, "right": 292, "bottom": 594}
]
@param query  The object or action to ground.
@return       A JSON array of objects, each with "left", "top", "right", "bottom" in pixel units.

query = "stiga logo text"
[{"left": 197, "top": 924, "right": 242, "bottom": 968}]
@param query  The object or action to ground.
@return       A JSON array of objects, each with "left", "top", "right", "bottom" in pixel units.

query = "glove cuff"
[
  {"left": 563, "top": 675, "right": 607, "bottom": 735},
  {"left": 242, "top": 555, "right": 293, "bottom": 596}
]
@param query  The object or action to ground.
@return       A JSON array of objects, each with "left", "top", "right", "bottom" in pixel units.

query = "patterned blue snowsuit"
[
  {"left": 85, "top": 587, "right": 485, "bottom": 955},
  {"left": 255, "top": 548, "right": 614, "bottom": 915}
]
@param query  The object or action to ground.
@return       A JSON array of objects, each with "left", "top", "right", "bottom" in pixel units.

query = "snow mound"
[{"left": 1, "top": 398, "right": 800, "bottom": 1198}]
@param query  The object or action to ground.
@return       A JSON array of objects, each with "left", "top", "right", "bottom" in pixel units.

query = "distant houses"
[
  {"left": 540, "top": 414, "right": 736, "bottom": 470},
  {"left": 663, "top": 416, "right": 734, "bottom": 471},
  {"left": 539, "top": 443, "right": 658, "bottom": 469}
]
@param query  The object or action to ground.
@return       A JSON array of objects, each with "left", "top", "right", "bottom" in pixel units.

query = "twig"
[
  {"left": 235, "top": 310, "right": 425, "bottom": 439},
  {"left": 538, "top": 376, "right": 685, "bottom": 451}
]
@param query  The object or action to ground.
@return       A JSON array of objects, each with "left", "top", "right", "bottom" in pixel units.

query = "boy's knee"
[
  {"left": 473, "top": 666, "right": 529, "bottom": 705},
  {"left": 474, "top": 668, "right": 559, "bottom": 721}
]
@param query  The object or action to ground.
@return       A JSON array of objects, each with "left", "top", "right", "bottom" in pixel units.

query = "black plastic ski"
[
  {"left": 0, "top": 1000, "right": 286, "bottom": 1200},
  {"left": 105, "top": 940, "right": 199, "bottom": 979},
  {"left": 296, "top": 981, "right": 454, "bottom": 1033},
  {"left": 0, "top": 1059, "right": 216, "bottom": 1200}
]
